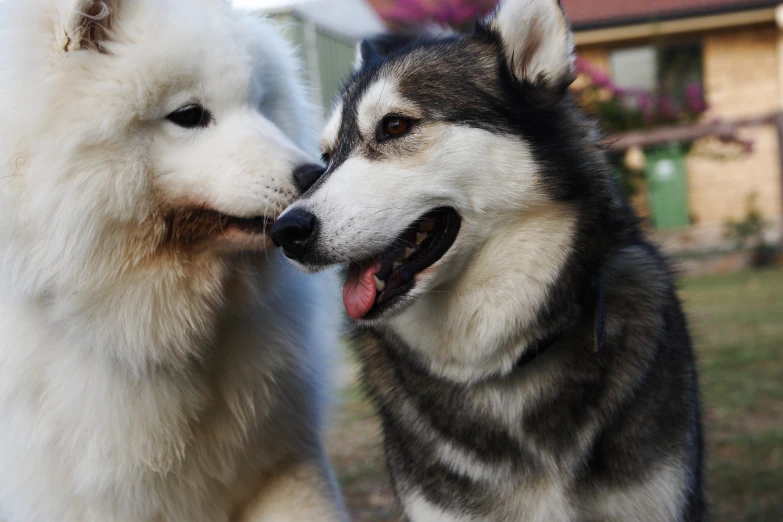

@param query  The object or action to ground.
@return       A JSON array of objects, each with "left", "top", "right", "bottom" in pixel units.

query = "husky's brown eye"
[
  {"left": 382, "top": 116, "right": 411, "bottom": 138},
  {"left": 167, "top": 104, "right": 212, "bottom": 129}
]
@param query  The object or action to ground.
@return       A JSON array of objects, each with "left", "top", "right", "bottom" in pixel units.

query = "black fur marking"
[{"left": 360, "top": 33, "right": 421, "bottom": 65}]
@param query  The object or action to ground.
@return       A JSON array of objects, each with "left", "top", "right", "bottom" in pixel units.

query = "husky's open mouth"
[
  {"left": 168, "top": 208, "right": 275, "bottom": 249},
  {"left": 342, "top": 207, "right": 461, "bottom": 320}
]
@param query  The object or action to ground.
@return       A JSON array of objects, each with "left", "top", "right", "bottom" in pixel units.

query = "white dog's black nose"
[
  {"left": 271, "top": 208, "right": 318, "bottom": 260},
  {"left": 292, "top": 164, "right": 326, "bottom": 193}
]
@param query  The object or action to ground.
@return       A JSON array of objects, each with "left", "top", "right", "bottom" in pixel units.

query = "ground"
[{"left": 326, "top": 268, "right": 783, "bottom": 522}]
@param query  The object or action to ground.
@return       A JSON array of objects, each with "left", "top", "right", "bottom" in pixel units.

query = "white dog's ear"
[
  {"left": 56, "top": 0, "right": 119, "bottom": 52},
  {"left": 487, "top": 0, "right": 574, "bottom": 93}
]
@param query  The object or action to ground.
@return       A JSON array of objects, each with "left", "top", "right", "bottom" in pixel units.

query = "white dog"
[{"left": 0, "top": 0, "right": 345, "bottom": 521}]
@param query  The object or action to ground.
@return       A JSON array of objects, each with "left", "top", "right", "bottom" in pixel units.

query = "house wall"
[
  {"left": 576, "top": 44, "right": 611, "bottom": 73},
  {"left": 691, "top": 24, "right": 781, "bottom": 237},
  {"left": 574, "top": 24, "right": 783, "bottom": 248}
]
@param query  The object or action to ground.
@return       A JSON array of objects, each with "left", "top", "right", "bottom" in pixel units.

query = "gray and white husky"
[{"left": 272, "top": 0, "right": 706, "bottom": 520}]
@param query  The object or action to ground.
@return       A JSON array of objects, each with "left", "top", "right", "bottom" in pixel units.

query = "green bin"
[{"left": 644, "top": 144, "right": 690, "bottom": 230}]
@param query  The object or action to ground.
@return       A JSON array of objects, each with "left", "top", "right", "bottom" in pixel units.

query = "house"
[
  {"left": 240, "top": 0, "right": 782, "bottom": 251},
  {"left": 235, "top": 0, "right": 385, "bottom": 118},
  {"left": 562, "top": 0, "right": 783, "bottom": 250}
]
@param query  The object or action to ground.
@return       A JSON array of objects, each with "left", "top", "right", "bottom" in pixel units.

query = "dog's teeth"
[
  {"left": 404, "top": 247, "right": 416, "bottom": 259},
  {"left": 373, "top": 275, "right": 386, "bottom": 292},
  {"left": 420, "top": 219, "right": 435, "bottom": 232},
  {"left": 416, "top": 232, "right": 428, "bottom": 245},
  {"left": 393, "top": 262, "right": 402, "bottom": 270}
]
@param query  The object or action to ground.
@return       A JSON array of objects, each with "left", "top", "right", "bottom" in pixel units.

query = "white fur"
[
  {"left": 490, "top": 0, "right": 574, "bottom": 86},
  {"left": 505, "top": 481, "right": 575, "bottom": 522},
  {"left": 587, "top": 463, "right": 687, "bottom": 522},
  {"left": 390, "top": 204, "right": 576, "bottom": 383},
  {"left": 354, "top": 78, "right": 421, "bottom": 138},
  {"left": 405, "top": 480, "right": 574, "bottom": 522},
  {"left": 0, "top": 0, "right": 344, "bottom": 520},
  {"left": 434, "top": 441, "right": 508, "bottom": 484},
  {"left": 321, "top": 100, "right": 344, "bottom": 154},
  {"left": 404, "top": 493, "right": 473, "bottom": 522}
]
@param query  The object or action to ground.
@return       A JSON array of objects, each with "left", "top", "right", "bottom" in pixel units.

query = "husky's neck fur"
[
  {"left": 350, "top": 237, "right": 703, "bottom": 521},
  {"left": 387, "top": 202, "right": 585, "bottom": 384}
]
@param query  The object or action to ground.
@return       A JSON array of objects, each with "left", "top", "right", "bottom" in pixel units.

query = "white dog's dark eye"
[{"left": 167, "top": 104, "right": 212, "bottom": 129}]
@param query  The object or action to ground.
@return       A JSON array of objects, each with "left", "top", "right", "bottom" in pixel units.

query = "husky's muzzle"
[{"left": 272, "top": 207, "right": 461, "bottom": 320}]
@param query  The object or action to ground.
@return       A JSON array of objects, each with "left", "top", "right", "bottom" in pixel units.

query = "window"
[
  {"left": 610, "top": 42, "right": 704, "bottom": 106},
  {"left": 610, "top": 46, "right": 657, "bottom": 92},
  {"left": 658, "top": 43, "right": 703, "bottom": 103}
]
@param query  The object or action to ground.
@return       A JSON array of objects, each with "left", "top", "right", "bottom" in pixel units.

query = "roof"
[
  {"left": 233, "top": 0, "right": 386, "bottom": 39},
  {"left": 560, "top": 0, "right": 782, "bottom": 30}
]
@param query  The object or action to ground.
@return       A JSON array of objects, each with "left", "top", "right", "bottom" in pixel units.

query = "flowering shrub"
[
  {"left": 573, "top": 56, "right": 707, "bottom": 133},
  {"left": 378, "top": 0, "right": 497, "bottom": 29}
]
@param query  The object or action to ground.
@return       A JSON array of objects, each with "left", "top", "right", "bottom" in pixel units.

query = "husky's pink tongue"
[{"left": 343, "top": 261, "right": 380, "bottom": 319}]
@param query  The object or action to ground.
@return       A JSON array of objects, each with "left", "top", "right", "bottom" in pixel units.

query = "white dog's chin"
[
  {"left": 166, "top": 207, "right": 278, "bottom": 254},
  {"left": 207, "top": 230, "right": 276, "bottom": 254}
]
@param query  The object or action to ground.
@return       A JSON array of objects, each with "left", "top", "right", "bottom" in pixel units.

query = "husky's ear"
[
  {"left": 488, "top": 0, "right": 574, "bottom": 94},
  {"left": 354, "top": 33, "right": 418, "bottom": 69},
  {"left": 56, "top": 0, "right": 119, "bottom": 52}
]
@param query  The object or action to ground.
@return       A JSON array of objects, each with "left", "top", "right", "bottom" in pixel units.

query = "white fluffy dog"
[{"left": 0, "top": 0, "right": 345, "bottom": 520}]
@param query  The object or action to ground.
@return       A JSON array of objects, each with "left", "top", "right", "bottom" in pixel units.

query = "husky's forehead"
[
  {"left": 317, "top": 28, "right": 587, "bottom": 202},
  {"left": 321, "top": 35, "right": 515, "bottom": 164}
]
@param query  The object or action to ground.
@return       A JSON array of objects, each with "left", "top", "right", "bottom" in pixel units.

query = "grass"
[
  {"left": 682, "top": 269, "right": 783, "bottom": 521},
  {"left": 328, "top": 387, "right": 399, "bottom": 522},
  {"left": 326, "top": 268, "right": 783, "bottom": 521}
]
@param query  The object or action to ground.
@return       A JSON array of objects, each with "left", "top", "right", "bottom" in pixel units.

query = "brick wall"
[
  {"left": 702, "top": 25, "right": 780, "bottom": 117},
  {"left": 690, "top": 25, "right": 782, "bottom": 235}
]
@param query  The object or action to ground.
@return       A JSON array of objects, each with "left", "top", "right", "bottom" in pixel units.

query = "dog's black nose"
[
  {"left": 271, "top": 208, "right": 318, "bottom": 260},
  {"left": 292, "top": 163, "right": 326, "bottom": 194}
]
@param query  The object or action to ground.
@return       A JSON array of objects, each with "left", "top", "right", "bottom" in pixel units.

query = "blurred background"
[{"left": 236, "top": 1, "right": 783, "bottom": 520}]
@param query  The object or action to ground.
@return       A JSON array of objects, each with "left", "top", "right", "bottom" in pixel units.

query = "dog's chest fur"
[
  {"left": 352, "top": 246, "right": 705, "bottom": 522},
  {"left": 0, "top": 261, "right": 326, "bottom": 522}
]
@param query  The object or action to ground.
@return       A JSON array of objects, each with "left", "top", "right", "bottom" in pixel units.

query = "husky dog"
[
  {"left": 0, "top": 1, "right": 346, "bottom": 521},
  {"left": 271, "top": 0, "right": 706, "bottom": 519}
]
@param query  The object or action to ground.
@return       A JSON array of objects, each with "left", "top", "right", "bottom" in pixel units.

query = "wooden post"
[
  {"left": 605, "top": 113, "right": 778, "bottom": 152},
  {"left": 775, "top": 112, "right": 783, "bottom": 230}
]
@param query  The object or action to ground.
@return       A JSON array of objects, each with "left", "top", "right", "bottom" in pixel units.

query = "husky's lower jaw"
[{"left": 342, "top": 208, "right": 461, "bottom": 321}]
